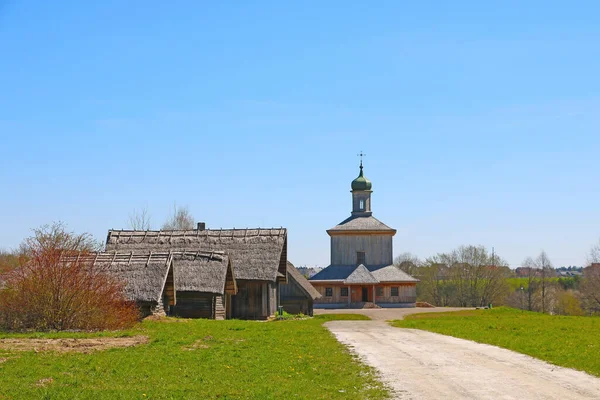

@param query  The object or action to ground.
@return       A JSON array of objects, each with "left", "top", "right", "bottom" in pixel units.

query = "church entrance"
[{"left": 362, "top": 287, "right": 369, "bottom": 302}]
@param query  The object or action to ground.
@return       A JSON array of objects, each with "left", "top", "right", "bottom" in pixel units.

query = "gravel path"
[{"left": 323, "top": 311, "right": 600, "bottom": 399}]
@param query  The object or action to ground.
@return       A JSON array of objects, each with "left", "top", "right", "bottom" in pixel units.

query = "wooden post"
[
  {"left": 347, "top": 286, "right": 351, "bottom": 305},
  {"left": 373, "top": 285, "right": 376, "bottom": 305}
]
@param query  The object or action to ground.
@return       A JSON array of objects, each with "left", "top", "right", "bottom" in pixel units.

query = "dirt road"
[{"left": 324, "top": 314, "right": 600, "bottom": 399}]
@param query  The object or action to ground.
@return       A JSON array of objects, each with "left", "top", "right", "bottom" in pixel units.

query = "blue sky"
[{"left": 1, "top": 1, "right": 599, "bottom": 268}]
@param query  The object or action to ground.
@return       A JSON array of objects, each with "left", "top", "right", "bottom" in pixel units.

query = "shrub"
[{"left": 0, "top": 223, "right": 138, "bottom": 331}]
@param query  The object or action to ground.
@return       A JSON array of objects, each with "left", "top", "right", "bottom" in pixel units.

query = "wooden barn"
[
  {"left": 62, "top": 251, "right": 237, "bottom": 319},
  {"left": 105, "top": 227, "right": 288, "bottom": 320},
  {"left": 280, "top": 262, "right": 321, "bottom": 316}
]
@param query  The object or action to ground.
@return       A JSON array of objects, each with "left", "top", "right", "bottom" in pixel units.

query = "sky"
[{"left": 1, "top": 1, "right": 599, "bottom": 268}]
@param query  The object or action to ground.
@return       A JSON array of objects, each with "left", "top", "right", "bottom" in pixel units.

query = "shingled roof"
[
  {"left": 344, "top": 264, "right": 379, "bottom": 284},
  {"left": 327, "top": 215, "right": 396, "bottom": 233},
  {"left": 105, "top": 228, "right": 287, "bottom": 282},
  {"left": 286, "top": 262, "right": 321, "bottom": 300},
  {"left": 310, "top": 264, "right": 418, "bottom": 283}
]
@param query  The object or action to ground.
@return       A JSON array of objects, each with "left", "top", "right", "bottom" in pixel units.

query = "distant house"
[
  {"left": 104, "top": 226, "right": 288, "bottom": 319},
  {"left": 310, "top": 163, "right": 418, "bottom": 308},
  {"left": 62, "top": 251, "right": 237, "bottom": 319},
  {"left": 280, "top": 262, "right": 321, "bottom": 315}
]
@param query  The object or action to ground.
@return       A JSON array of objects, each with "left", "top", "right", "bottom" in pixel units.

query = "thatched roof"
[
  {"left": 61, "top": 250, "right": 233, "bottom": 303},
  {"left": 286, "top": 262, "right": 321, "bottom": 300},
  {"left": 173, "top": 252, "right": 234, "bottom": 295},
  {"left": 61, "top": 252, "right": 173, "bottom": 303},
  {"left": 105, "top": 228, "right": 287, "bottom": 282}
]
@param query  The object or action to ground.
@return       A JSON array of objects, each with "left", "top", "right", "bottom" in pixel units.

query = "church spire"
[{"left": 350, "top": 154, "right": 372, "bottom": 216}]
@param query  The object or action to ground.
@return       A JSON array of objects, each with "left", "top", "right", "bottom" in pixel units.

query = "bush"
[{"left": 0, "top": 223, "right": 138, "bottom": 331}]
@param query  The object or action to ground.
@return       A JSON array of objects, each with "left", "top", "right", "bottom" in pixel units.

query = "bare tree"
[
  {"left": 128, "top": 207, "right": 152, "bottom": 230},
  {"left": 162, "top": 205, "right": 194, "bottom": 230},
  {"left": 394, "top": 252, "right": 422, "bottom": 276},
  {"left": 588, "top": 239, "right": 600, "bottom": 264},
  {"left": 521, "top": 257, "right": 537, "bottom": 311},
  {"left": 581, "top": 264, "right": 600, "bottom": 314},
  {"left": 536, "top": 251, "right": 553, "bottom": 314},
  {"left": 0, "top": 222, "right": 137, "bottom": 331}
]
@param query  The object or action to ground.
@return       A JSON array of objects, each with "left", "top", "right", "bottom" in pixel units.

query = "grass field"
[
  {"left": 392, "top": 307, "right": 600, "bottom": 377},
  {"left": 0, "top": 314, "right": 389, "bottom": 400}
]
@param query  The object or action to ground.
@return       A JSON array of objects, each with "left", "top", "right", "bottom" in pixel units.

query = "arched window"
[{"left": 359, "top": 199, "right": 364, "bottom": 210}]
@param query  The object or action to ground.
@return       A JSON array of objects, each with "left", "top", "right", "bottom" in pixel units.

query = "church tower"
[
  {"left": 351, "top": 160, "right": 372, "bottom": 217},
  {"left": 309, "top": 158, "right": 417, "bottom": 307}
]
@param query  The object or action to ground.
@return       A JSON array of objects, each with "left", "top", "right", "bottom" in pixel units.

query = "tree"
[
  {"left": 128, "top": 207, "right": 152, "bottom": 230},
  {"left": 522, "top": 251, "right": 554, "bottom": 313},
  {"left": 394, "top": 252, "right": 421, "bottom": 276},
  {"left": 0, "top": 223, "right": 138, "bottom": 331},
  {"left": 162, "top": 205, "right": 194, "bottom": 230},
  {"left": 446, "top": 245, "right": 509, "bottom": 307},
  {"left": 589, "top": 239, "right": 600, "bottom": 264},
  {"left": 581, "top": 264, "right": 600, "bottom": 314}
]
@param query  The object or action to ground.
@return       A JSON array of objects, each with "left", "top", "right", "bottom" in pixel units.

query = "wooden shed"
[
  {"left": 105, "top": 227, "right": 288, "bottom": 320},
  {"left": 280, "top": 262, "right": 321, "bottom": 316}
]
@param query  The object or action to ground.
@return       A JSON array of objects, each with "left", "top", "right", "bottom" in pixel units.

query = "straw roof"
[
  {"left": 173, "top": 252, "right": 233, "bottom": 294},
  {"left": 61, "top": 250, "right": 233, "bottom": 303},
  {"left": 61, "top": 252, "right": 173, "bottom": 303},
  {"left": 286, "top": 262, "right": 321, "bottom": 300},
  {"left": 105, "top": 228, "right": 287, "bottom": 282}
]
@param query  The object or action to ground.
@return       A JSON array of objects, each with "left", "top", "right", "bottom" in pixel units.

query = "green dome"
[{"left": 351, "top": 165, "right": 372, "bottom": 191}]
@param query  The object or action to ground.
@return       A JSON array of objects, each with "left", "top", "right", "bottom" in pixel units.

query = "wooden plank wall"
[
  {"left": 172, "top": 292, "right": 214, "bottom": 318},
  {"left": 232, "top": 281, "right": 268, "bottom": 319}
]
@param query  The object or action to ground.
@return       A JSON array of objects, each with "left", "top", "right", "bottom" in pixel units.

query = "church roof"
[
  {"left": 351, "top": 164, "right": 372, "bottom": 191},
  {"left": 370, "top": 265, "right": 418, "bottom": 282},
  {"left": 310, "top": 264, "right": 417, "bottom": 283},
  {"left": 328, "top": 215, "right": 396, "bottom": 233},
  {"left": 344, "top": 264, "right": 379, "bottom": 284}
]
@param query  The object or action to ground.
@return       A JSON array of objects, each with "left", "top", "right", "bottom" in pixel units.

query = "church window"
[
  {"left": 357, "top": 252, "right": 366, "bottom": 265},
  {"left": 391, "top": 287, "right": 399, "bottom": 297},
  {"left": 376, "top": 287, "right": 384, "bottom": 296},
  {"left": 325, "top": 287, "right": 333, "bottom": 297},
  {"left": 359, "top": 199, "right": 364, "bottom": 210},
  {"left": 341, "top": 287, "right": 349, "bottom": 297}
]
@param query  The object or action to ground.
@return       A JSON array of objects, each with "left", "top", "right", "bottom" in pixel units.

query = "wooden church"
[{"left": 309, "top": 161, "right": 418, "bottom": 308}]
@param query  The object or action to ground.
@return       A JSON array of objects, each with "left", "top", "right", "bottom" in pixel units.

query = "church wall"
[
  {"left": 311, "top": 282, "right": 417, "bottom": 305},
  {"left": 330, "top": 234, "right": 394, "bottom": 266}
]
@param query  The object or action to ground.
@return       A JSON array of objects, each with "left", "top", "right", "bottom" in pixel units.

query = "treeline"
[{"left": 395, "top": 240, "right": 600, "bottom": 316}]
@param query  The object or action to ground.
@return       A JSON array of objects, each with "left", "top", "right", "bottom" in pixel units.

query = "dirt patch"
[
  {"left": 35, "top": 378, "right": 54, "bottom": 388},
  {"left": 182, "top": 336, "right": 246, "bottom": 351},
  {"left": 0, "top": 335, "right": 149, "bottom": 353}
]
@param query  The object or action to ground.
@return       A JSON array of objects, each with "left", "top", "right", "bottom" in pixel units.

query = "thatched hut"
[
  {"left": 105, "top": 227, "right": 287, "bottom": 319},
  {"left": 61, "top": 251, "right": 236, "bottom": 319},
  {"left": 280, "top": 262, "right": 321, "bottom": 316}
]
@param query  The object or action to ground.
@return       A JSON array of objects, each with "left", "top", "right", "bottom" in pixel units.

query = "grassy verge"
[
  {"left": 392, "top": 307, "right": 600, "bottom": 376},
  {"left": 0, "top": 314, "right": 388, "bottom": 399}
]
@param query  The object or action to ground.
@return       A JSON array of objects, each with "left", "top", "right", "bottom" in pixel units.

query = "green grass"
[
  {"left": 0, "top": 314, "right": 388, "bottom": 399},
  {"left": 392, "top": 307, "right": 600, "bottom": 376}
]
